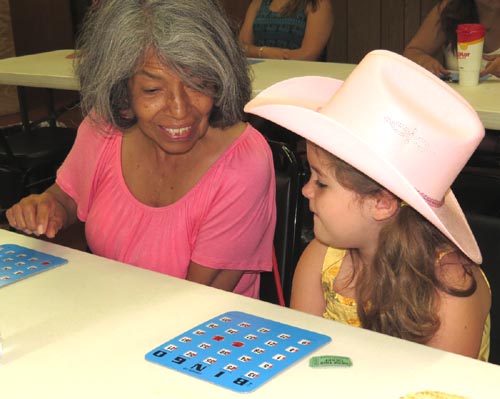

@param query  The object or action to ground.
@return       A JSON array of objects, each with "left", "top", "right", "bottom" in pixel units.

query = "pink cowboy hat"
[{"left": 245, "top": 50, "right": 484, "bottom": 263}]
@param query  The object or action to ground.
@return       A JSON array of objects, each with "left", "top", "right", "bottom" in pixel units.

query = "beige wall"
[
  {"left": 0, "top": 0, "right": 18, "bottom": 116},
  {"left": 328, "top": 0, "right": 438, "bottom": 63},
  {"left": 0, "top": 0, "right": 439, "bottom": 118}
]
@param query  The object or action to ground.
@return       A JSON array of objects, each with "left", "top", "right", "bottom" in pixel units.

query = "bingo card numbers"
[
  {"left": 145, "top": 311, "right": 331, "bottom": 392},
  {"left": 0, "top": 244, "right": 67, "bottom": 287}
]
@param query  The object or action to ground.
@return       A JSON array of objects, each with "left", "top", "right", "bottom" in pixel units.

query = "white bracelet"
[{"left": 258, "top": 46, "right": 264, "bottom": 58}]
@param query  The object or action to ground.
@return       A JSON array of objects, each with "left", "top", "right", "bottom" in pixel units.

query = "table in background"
[
  {"left": 251, "top": 58, "right": 500, "bottom": 131},
  {"left": 0, "top": 50, "right": 498, "bottom": 130},
  {"left": 0, "top": 229, "right": 499, "bottom": 398},
  {"left": 0, "top": 50, "right": 77, "bottom": 91},
  {"left": 0, "top": 50, "right": 79, "bottom": 130}
]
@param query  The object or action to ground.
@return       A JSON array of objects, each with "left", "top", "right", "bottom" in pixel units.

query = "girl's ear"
[{"left": 371, "top": 190, "right": 399, "bottom": 221}]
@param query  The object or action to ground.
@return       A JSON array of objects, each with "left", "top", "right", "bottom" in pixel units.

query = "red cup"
[{"left": 456, "top": 24, "right": 485, "bottom": 44}]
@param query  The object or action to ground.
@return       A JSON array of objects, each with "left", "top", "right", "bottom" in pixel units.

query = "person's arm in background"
[
  {"left": 403, "top": 1, "right": 449, "bottom": 76},
  {"left": 482, "top": 53, "right": 500, "bottom": 77},
  {"left": 283, "top": 0, "right": 334, "bottom": 61}
]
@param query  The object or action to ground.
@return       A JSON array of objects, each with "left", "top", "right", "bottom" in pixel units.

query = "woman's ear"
[
  {"left": 371, "top": 190, "right": 399, "bottom": 221},
  {"left": 119, "top": 108, "right": 135, "bottom": 120}
]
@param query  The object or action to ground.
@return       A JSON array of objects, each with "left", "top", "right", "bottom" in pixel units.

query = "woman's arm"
[
  {"left": 289, "top": 238, "right": 328, "bottom": 315},
  {"left": 284, "top": 0, "right": 334, "bottom": 61},
  {"left": 403, "top": 1, "right": 449, "bottom": 76},
  {"left": 239, "top": 0, "right": 267, "bottom": 58},
  {"left": 186, "top": 261, "right": 245, "bottom": 292}
]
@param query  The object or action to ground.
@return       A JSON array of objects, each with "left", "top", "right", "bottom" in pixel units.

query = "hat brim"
[{"left": 245, "top": 76, "right": 481, "bottom": 264}]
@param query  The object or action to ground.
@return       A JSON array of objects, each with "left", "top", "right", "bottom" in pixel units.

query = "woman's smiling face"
[{"left": 128, "top": 50, "right": 214, "bottom": 155}]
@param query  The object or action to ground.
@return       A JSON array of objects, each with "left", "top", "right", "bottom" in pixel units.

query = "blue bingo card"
[
  {"left": 145, "top": 311, "right": 331, "bottom": 393},
  {"left": 0, "top": 244, "right": 68, "bottom": 287}
]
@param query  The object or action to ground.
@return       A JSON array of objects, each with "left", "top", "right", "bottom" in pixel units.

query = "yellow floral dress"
[{"left": 321, "top": 247, "right": 490, "bottom": 361}]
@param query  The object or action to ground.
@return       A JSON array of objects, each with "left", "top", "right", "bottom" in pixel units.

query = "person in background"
[
  {"left": 6, "top": 0, "right": 276, "bottom": 299},
  {"left": 245, "top": 50, "right": 491, "bottom": 360},
  {"left": 239, "top": 0, "right": 334, "bottom": 61},
  {"left": 403, "top": 0, "right": 500, "bottom": 78}
]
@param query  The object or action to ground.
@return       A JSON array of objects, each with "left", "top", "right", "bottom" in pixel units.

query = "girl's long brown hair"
[{"left": 319, "top": 146, "right": 477, "bottom": 343}]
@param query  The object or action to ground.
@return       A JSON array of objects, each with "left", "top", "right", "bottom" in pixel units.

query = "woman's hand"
[
  {"left": 416, "top": 55, "right": 449, "bottom": 77},
  {"left": 404, "top": 50, "right": 449, "bottom": 77},
  {"left": 481, "top": 54, "right": 500, "bottom": 78},
  {"left": 6, "top": 185, "right": 76, "bottom": 238},
  {"left": 403, "top": 2, "right": 448, "bottom": 77}
]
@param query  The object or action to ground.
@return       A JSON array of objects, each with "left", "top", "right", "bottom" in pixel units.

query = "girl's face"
[
  {"left": 302, "top": 144, "right": 375, "bottom": 249},
  {"left": 128, "top": 50, "right": 214, "bottom": 155}
]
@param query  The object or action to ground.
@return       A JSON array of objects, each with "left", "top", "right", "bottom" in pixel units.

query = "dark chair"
[
  {"left": 0, "top": 88, "right": 77, "bottom": 213},
  {"left": 247, "top": 115, "right": 304, "bottom": 152},
  {"left": 465, "top": 129, "right": 500, "bottom": 170},
  {"left": 259, "top": 139, "right": 312, "bottom": 306},
  {"left": 0, "top": 124, "right": 76, "bottom": 211},
  {"left": 465, "top": 212, "right": 500, "bottom": 365},
  {"left": 451, "top": 168, "right": 500, "bottom": 364},
  {"left": 452, "top": 167, "right": 500, "bottom": 218}
]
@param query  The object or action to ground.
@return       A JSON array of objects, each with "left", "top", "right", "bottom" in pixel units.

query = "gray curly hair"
[{"left": 75, "top": 0, "right": 252, "bottom": 130}]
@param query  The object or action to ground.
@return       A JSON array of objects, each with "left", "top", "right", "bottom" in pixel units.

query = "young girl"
[{"left": 245, "top": 49, "right": 491, "bottom": 360}]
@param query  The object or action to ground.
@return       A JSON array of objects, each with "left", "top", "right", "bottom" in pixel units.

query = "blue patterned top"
[{"left": 252, "top": 0, "right": 307, "bottom": 49}]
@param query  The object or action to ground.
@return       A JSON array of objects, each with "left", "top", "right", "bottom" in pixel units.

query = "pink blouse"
[{"left": 57, "top": 117, "right": 276, "bottom": 298}]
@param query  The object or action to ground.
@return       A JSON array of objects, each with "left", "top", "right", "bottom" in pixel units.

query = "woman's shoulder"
[
  {"left": 199, "top": 123, "right": 273, "bottom": 195},
  {"left": 249, "top": 0, "right": 265, "bottom": 13},
  {"left": 223, "top": 123, "right": 273, "bottom": 166},
  {"left": 78, "top": 115, "right": 121, "bottom": 143}
]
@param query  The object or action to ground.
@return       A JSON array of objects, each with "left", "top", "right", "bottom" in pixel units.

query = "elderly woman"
[{"left": 6, "top": 0, "right": 276, "bottom": 298}]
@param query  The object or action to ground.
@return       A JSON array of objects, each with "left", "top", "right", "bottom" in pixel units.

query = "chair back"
[
  {"left": 259, "top": 139, "right": 308, "bottom": 306},
  {"left": 466, "top": 212, "right": 500, "bottom": 365},
  {"left": 452, "top": 168, "right": 500, "bottom": 364},
  {"left": 0, "top": 124, "right": 76, "bottom": 211}
]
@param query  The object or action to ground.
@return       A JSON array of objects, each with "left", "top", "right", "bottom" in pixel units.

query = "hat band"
[{"left": 418, "top": 189, "right": 444, "bottom": 208}]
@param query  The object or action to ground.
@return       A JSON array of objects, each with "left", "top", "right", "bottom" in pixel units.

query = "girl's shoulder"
[
  {"left": 436, "top": 250, "right": 485, "bottom": 292},
  {"left": 324, "top": 247, "right": 347, "bottom": 270}
]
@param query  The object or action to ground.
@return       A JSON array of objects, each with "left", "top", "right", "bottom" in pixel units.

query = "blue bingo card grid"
[
  {"left": 145, "top": 311, "right": 331, "bottom": 393},
  {"left": 0, "top": 244, "right": 68, "bottom": 287}
]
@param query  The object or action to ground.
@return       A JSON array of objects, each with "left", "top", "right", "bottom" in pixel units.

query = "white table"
[
  {"left": 0, "top": 50, "right": 77, "bottom": 90},
  {"left": 1, "top": 229, "right": 499, "bottom": 398},
  {"left": 251, "top": 58, "right": 500, "bottom": 131},
  {"left": 0, "top": 50, "right": 499, "bottom": 130}
]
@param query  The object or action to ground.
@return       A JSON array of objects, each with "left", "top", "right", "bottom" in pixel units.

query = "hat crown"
[
  {"left": 244, "top": 49, "right": 484, "bottom": 262},
  {"left": 320, "top": 50, "right": 484, "bottom": 206}
]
